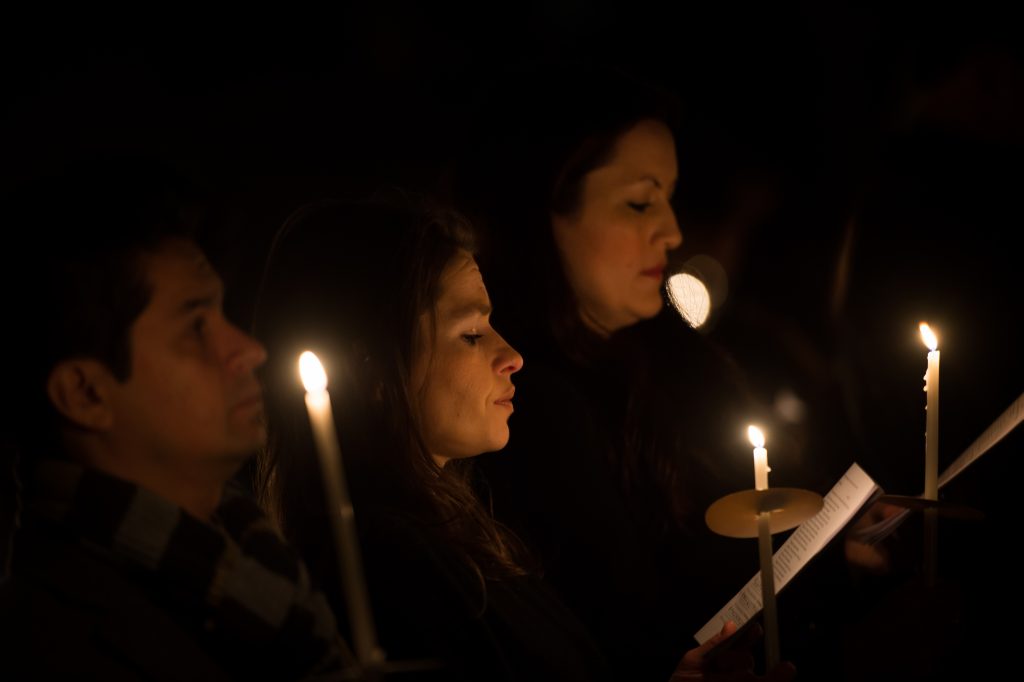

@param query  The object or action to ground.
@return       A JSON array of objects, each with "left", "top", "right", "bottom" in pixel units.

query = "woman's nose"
[
  {"left": 494, "top": 335, "right": 524, "bottom": 375},
  {"left": 655, "top": 206, "right": 683, "bottom": 251}
]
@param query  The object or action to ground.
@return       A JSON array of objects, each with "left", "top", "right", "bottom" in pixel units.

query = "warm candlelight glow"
[
  {"left": 918, "top": 321, "right": 941, "bottom": 585},
  {"left": 297, "top": 348, "right": 381, "bottom": 667},
  {"left": 748, "top": 425, "right": 770, "bottom": 491},
  {"left": 747, "top": 425, "right": 766, "bottom": 448},
  {"left": 667, "top": 272, "right": 711, "bottom": 328},
  {"left": 299, "top": 350, "right": 328, "bottom": 393},
  {"left": 919, "top": 322, "right": 938, "bottom": 352}
]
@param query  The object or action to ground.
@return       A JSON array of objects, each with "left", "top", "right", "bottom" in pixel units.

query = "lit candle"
[
  {"left": 919, "top": 323, "right": 940, "bottom": 585},
  {"left": 919, "top": 323, "right": 940, "bottom": 501},
  {"left": 299, "top": 351, "right": 381, "bottom": 669},
  {"left": 747, "top": 424, "right": 779, "bottom": 670},
  {"left": 748, "top": 425, "right": 770, "bottom": 491}
]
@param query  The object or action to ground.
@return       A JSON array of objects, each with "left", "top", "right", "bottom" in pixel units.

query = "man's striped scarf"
[{"left": 24, "top": 458, "right": 346, "bottom": 679}]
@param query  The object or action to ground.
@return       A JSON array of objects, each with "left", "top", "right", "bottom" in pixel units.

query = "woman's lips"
[
  {"left": 641, "top": 265, "right": 666, "bottom": 279},
  {"left": 233, "top": 391, "right": 264, "bottom": 413},
  {"left": 494, "top": 388, "right": 515, "bottom": 409}
]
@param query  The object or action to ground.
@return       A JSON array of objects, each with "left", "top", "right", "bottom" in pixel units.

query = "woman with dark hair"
[
  {"left": 251, "top": 196, "right": 769, "bottom": 682},
  {"left": 251, "top": 197, "right": 605, "bottom": 681},
  {"left": 449, "top": 64, "right": 775, "bottom": 680}
]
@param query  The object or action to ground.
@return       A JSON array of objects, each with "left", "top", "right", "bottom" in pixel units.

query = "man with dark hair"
[{"left": 0, "top": 159, "right": 344, "bottom": 679}]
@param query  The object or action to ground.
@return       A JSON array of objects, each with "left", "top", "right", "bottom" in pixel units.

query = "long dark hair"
[
  {"left": 451, "top": 64, "right": 755, "bottom": 535},
  {"left": 451, "top": 62, "right": 683, "bottom": 361},
  {"left": 252, "top": 195, "right": 527, "bottom": 605}
]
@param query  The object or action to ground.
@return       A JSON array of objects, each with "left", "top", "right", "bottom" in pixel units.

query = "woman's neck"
[{"left": 578, "top": 306, "right": 614, "bottom": 338}]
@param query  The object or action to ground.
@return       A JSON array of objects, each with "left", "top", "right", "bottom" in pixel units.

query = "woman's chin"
[
  {"left": 487, "top": 429, "right": 511, "bottom": 453},
  {"left": 632, "top": 297, "right": 665, "bottom": 322}
]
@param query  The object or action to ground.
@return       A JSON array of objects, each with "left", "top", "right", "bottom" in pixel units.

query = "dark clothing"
[
  {"left": 478, "top": 312, "right": 758, "bottom": 682},
  {"left": 1, "top": 519, "right": 235, "bottom": 680},
  {"left": 0, "top": 460, "right": 343, "bottom": 681},
  {"left": 319, "top": 509, "right": 614, "bottom": 682}
]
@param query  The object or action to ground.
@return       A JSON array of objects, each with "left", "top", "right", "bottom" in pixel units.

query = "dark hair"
[
  {"left": 252, "top": 195, "right": 526, "bottom": 608},
  {"left": 450, "top": 64, "right": 754, "bottom": 535},
  {"left": 451, "top": 62, "right": 683, "bottom": 359},
  {"left": 2, "top": 156, "right": 202, "bottom": 462}
]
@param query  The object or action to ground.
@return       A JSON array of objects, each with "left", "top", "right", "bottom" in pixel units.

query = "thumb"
[
  {"left": 684, "top": 620, "right": 738, "bottom": 665},
  {"left": 708, "top": 620, "right": 738, "bottom": 647}
]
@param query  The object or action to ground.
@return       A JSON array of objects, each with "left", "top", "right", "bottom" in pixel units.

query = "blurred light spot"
[
  {"left": 774, "top": 388, "right": 806, "bottom": 424},
  {"left": 684, "top": 254, "right": 729, "bottom": 309},
  {"left": 667, "top": 272, "right": 711, "bottom": 328}
]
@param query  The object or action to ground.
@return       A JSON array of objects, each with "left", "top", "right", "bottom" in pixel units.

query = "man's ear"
[{"left": 46, "top": 359, "right": 117, "bottom": 432}]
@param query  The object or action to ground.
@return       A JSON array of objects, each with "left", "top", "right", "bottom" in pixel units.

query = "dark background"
[{"left": 4, "top": 2, "right": 1021, "bottom": 678}]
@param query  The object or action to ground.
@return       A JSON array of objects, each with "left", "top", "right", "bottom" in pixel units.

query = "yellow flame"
[
  {"left": 919, "top": 322, "right": 938, "bottom": 351},
  {"left": 747, "top": 424, "right": 765, "bottom": 448},
  {"left": 299, "top": 351, "right": 328, "bottom": 392}
]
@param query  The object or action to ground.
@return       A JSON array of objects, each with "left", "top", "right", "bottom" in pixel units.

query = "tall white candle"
[
  {"left": 299, "top": 351, "right": 381, "bottom": 669},
  {"left": 919, "top": 323, "right": 940, "bottom": 500},
  {"left": 919, "top": 324, "right": 940, "bottom": 585},
  {"left": 747, "top": 424, "right": 779, "bottom": 669}
]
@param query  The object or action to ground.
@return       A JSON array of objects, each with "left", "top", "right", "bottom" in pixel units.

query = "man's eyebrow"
[{"left": 176, "top": 284, "right": 224, "bottom": 316}]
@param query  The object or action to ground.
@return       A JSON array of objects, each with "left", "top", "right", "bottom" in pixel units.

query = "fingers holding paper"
[{"left": 671, "top": 620, "right": 796, "bottom": 682}]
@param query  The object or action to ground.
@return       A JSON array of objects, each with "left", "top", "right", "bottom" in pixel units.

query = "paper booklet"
[
  {"left": 695, "top": 463, "right": 880, "bottom": 644},
  {"left": 695, "top": 389, "right": 1024, "bottom": 645}
]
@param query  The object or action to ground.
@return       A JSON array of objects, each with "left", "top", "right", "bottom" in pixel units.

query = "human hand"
[
  {"left": 670, "top": 621, "right": 796, "bottom": 681},
  {"left": 844, "top": 500, "right": 904, "bottom": 573}
]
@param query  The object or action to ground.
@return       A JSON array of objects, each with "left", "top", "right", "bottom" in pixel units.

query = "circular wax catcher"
[{"left": 705, "top": 488, "right": 825, "bottom": 538}]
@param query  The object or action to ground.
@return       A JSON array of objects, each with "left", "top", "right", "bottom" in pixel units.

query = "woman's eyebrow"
[
  {"left": 446, "top": 300, "right": 492, "bottom": 321},
  {"left": 633, "top": 175, "right": 678, "bottom": 197}
]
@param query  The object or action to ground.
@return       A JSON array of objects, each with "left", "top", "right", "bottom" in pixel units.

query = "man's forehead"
[
  {"left": 143, "top": 239, "right": 222, "bottom": 302},
  {"left": 157, "top": 238, "right": 213, "bottom": 270}
]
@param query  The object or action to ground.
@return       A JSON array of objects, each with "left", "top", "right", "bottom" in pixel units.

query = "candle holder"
[
  {"left": 705, "top": 488, "right": 824, "bottom": 539},
  {"left": 705, "top": 485, "right": 823, "bottom": 671}
]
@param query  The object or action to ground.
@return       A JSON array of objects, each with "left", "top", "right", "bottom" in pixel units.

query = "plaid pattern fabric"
[{"left": 24, "top": 459, "right": 345, "bottom": 680}]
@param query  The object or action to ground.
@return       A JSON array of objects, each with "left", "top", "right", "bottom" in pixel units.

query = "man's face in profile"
[{"left": 106, "top": 238, "right": 267, "bottom": 470}]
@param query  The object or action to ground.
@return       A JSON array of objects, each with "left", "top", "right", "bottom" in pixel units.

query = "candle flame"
[
  {"left": 919, "top": 322, "right": 938, "bottom": 351},
  {"left": 299, "top": 351, "right": 328, "bottom": 392},
  {"left": 747, "top": 425, "right": 765, "bottom": 448}
]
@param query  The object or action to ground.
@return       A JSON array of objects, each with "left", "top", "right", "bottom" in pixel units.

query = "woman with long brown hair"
[
  {"left": 251, "top": 194, "right": 768, "bottom": 681},
  {"left": 252, "top": 196, "right": 611, "bottom": 680}
]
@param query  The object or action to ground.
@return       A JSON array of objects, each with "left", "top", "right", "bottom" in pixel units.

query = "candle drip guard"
[{"left": 705, "top": 488, "right": 824, "bottom": 538}]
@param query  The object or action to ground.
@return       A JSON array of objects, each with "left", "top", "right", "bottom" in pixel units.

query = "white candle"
[
  {"left": 299, "top": 351, "right": 381, "bottom": 669},
  {"left": 919, "top": 323, "right": 940, "bottom": 500},
  {"left": 747, "top": 424, "right": 779, "bottom": 669},
  {"left": 748, "top": 425, "right": 770, "bottom": 491},
  {"left": 919, "top": 324, "right": 940, "bottom": 585}
]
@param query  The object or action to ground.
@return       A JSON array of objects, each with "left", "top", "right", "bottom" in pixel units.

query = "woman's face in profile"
[
  {"left": 411, "top": 249, "right": 524, "bottom": 467},
  {"left": 552, "top": 118, "right": 682, "bottom": 336}
]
